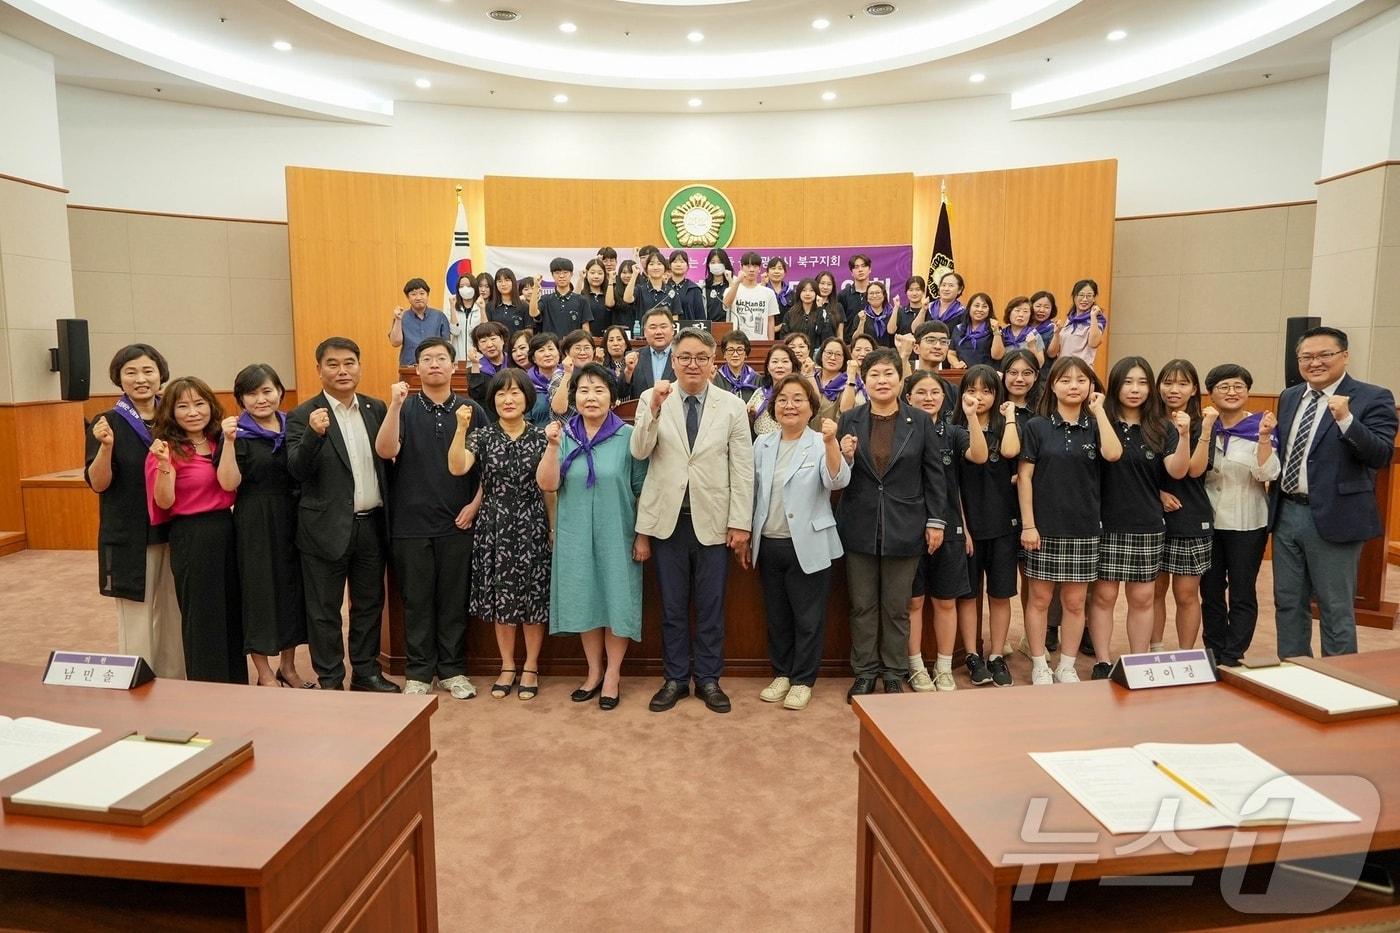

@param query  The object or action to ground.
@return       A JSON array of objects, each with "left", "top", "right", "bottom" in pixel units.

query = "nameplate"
[
  {"left": 1109, "top": 649, "right": 1217, "bottom": 690},
  {"left": 42, "top": 651, "right": 156, "bottom": 690}
]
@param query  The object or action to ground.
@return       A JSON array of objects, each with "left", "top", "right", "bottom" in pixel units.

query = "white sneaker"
[
  {"left": 404, "top": 679, "right": 432, "bottom": 695},
  {"left": 1031, "top": 666, "right": 1055, "bottom": 686},
  {"left": 759, "top": 676, "right": 791, "bottom": 702},
  {"left": 783, "top": 685, "right": 812, "bottom": 710},
  {"left": 908, "top": 669, "right": 936, "bottom": 692},
  {"left": 440, "top": 675, "right": 477, "bottom": 700},
  {"left": 1055, "top": 666, "right": 1081, "bottom": 684},
  {"left": 934, "top": 670, "right": 956, "bottom": 692}
]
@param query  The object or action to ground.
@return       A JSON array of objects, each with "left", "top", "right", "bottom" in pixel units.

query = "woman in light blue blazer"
[{"left": 745, "top": 373, "right": 850, "bottom": 710}]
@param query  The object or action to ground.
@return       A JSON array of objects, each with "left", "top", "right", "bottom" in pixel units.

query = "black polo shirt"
[
  {"left": 537, "top": 289, "right": 594, "bottom": 336},
  {"left": 388, "top": 393, "right": 487, "bottom": 538},
  {"left": 488, "top": 301, "right": 531, "bottom": 336},
  {"left": 1020, "top": 412, "right": 1104, "bottom": 538},
  {"left": 1161, "top": 423, "right": 1213, "bottom": 538},
  {"left": 1100, "top": 421, "right": 1177, "bottom": 535},
  {"left": 837, "top": 283, "right": 867, "bottom": 327},
  {"left": 932, "top": 421, "right": 969, "bottom": 534},
  {"left": 703, "top": 280, "right": 727, "bottom": 321},
  {"left": 635, "top": 278, "right": 670, "bottom": 315},
  {"left": 581, "top": 289, "right": 610, "bottom": 331},
  {"left": 961, "top": 424, "right": 1018, "bottom": 540}
]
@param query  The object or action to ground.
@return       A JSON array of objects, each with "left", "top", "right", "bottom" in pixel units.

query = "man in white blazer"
[{"left": 632, "top": 327, "right": 755, "bottom": 713}]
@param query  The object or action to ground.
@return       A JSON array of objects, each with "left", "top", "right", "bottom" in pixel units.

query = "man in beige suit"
[{"left": 632, "top": 326, "right": 755, "bottom": 713}]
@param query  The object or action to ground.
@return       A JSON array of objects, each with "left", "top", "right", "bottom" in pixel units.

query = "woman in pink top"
[{"left": 145, "top": 376, "right": 245, "bottom": 684}]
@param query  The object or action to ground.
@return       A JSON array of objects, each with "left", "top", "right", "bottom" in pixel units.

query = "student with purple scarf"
[{"left": 537, "top": 363, "right": 649, "bottom": 710}]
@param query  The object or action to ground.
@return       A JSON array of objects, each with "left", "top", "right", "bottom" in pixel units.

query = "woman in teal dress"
[{"left": 537, "top": 363, "right": 648, "bottom": 710}]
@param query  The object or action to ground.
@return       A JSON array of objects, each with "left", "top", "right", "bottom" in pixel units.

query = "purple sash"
[
  {"left": 1066, "top": 309, "right": 1107, "bottom": 331},
  {"left": 717, "top": 364, "right": 759, "bottom": 392},
  {"left": 113, "top": 394, "right": 156, "bottom": 446},
  {"left": 865, "top": 306, "right": 894, "bottom": 339},
  {"left": 235, "top": 410, "right": 286, "bottom": 451},
  {"left": 560, "top": 412, "right": 624, "bottom": 488},
  {"left": 1214, "top": 412, "right": 1278, "bottom": 453},
  {"left": 933, "top": 300, "right": 964, "bottom": 324},
  {"left": 1002, "top": 325, "right": 1033, "bottom": 349},
  {"left": 957, "top": 321, "right": 989, "bottom": 350},
  {"left": 527, "top": 365, "right": 558, "bottom": 395}
]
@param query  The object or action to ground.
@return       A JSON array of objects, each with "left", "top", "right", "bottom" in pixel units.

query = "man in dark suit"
[
  {"left": 286, "top": 336, "right": 401, "bottom": 692},
  {"left": 1271, "top": 326, "right": 1397, "bottom": 657},
  {"left": 836, "top": 348, "right": 947, "bottom": 701},
  {"left": 625, "top": 306, "right": 677, "bottom": 398}
]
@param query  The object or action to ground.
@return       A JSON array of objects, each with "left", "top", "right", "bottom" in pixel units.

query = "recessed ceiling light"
[
  {"left": 553, "top": 93, "right": 569, "bottom": 104},
  {"left": 1106, "top": 29, "right": 1127, "bottom": 41},
  {"left": 865, "top": 3, "right": 896, "bottom": 15},
  {"left": 688, "top": 97, "right": 702, "bottom": 107},
  {"left": 812, "top": 18, "right": 830, "bottom": 30},
  {"left": 272, "top": 40, "right": 292, "bottom": 52},
  {"left": 559, "top": 22, "right": 577, "bottom": 33},
  {"left": 821, "top": 91, "right": 837, "bottom": 101},
  {"left": 687, "top": 31, "right": 705, "bottom": 42},
  {"left": 969, "top": 72, "right": 986, "bottom": 83},
  {"left": 487, "top": 9, "right": 518, "bottom": 22},
  {"left": 415, "top": 78, "right": 432, "bottom": 89}
]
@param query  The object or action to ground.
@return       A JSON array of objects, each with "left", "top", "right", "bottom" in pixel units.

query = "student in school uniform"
[
  {"left": 605, "top": 259, "right": 639, "bottom": 336},
  {"left": 489, "top": 268, "right": 532, "bottom": 336},
  {"left": 531, "top": 258, "right": 595, "bottom": 336},
  {"left": 702, "top": 248, "right": 734, "bottom": 321},
  {"left": 949, "top": 292, "right": 997, "bottom": 369},
  {"left": 953, "top": 365, "right": 1021, "bottom": 687},
  {"left": 814, "top": 270, "right": 844, "bottom": 342},
  {"left": 929, "top": 272, "right": 967, "bottom": 331},
  {"left": 1200, "top": 363, "right": 1279, "bottom": 666},
  {"left": 1153, "top": 359, "right": 1214, "bottom": 652},
  {"left": 664, "top": 250, "right": 709, "bottom": 322},
  {"left": 993, "top": 296, "right": 1046, "bottom": 367},
  {"left": 1048, "top": 279, "right": 1107, "bottom": 365},
  {"left": 911, "top": 322, "right": 960, "bottom": 418},
  {"left": 579, "top": 259, "right": 612, "bottom": 333},
  {"left": 898, "top": 276, "right": 932, "bottom": 336},
  {"left": 781, "top": 278, "right": 840, "bottom": 346},
  {"left": 837, "top": 254, "right": 873, "bottom": 325},
  {"left": 712, "top": 331, "right": 760, "bottom": 403},
  {"left": 1001, "top": 349, "right": 1053, "bottom": 652},
  {"left": 903, "top": 371, "right": 982, "bottom": 692},
  {"left": 723, "top": 251, "right": 780, "bottom": 340},
  {"left": 622, "top": 251, "right": 672, "bottom": 319},
  {"left": 1087, "top": 358, "right": 1190, "bottom": 677},
  {"left": 847, "top": 280, "right": 898, "bottom": 349},
  {"left": 1018, "top": 356, "right": 1122, "bottom": 685},
  {"left": 147, "top": 376, "right": 244, "bottom": 685},
  {"left": 766, "top": 257, "right": 793, "bottom": 315}
]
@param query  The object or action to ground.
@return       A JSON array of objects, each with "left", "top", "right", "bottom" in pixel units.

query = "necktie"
[
  {"left": 1282, "top": 389, "right": 1322, "bottom": 493},
  {"left": 685, "top": 395, "right": 700, "bottom": 450}
]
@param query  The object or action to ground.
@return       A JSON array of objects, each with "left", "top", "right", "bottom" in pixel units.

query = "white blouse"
[{"left": 1205, "top": 434, "right": 1280, "bottom": 532}]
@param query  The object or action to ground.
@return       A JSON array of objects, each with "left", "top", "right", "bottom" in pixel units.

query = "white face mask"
[
  {"left": 458, "top": 285, "right": 475, "bottom": 300},
  {"left": 709, "top": 262, "right": 726, "bottom": 275}
]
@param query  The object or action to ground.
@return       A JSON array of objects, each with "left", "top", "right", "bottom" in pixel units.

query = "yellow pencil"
[{"left": 1152, "top": 760, "right": 1214, "bottom": 809}]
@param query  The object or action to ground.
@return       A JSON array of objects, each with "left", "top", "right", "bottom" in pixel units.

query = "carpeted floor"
[{"left": 4, "top": 549, "right": 1400, "bottom": 931}]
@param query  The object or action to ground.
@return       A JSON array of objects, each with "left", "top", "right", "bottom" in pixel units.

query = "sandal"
[
  {"left": 276, "top": 669, "right": 317, "bottom": 689},
  {"left": 491, "top": 669, "right": 518, "bottom": 699},
  {"left": 518, "top": 669, "right": 540, "bottom": 701}
]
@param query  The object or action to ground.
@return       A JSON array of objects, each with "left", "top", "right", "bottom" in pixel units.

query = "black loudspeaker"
[
  {"left": 1283, "top": 316, "right": 1321, "bottom": 388},
  {"left": 55, "top": 318, "right": 90, "bottom": 401}
]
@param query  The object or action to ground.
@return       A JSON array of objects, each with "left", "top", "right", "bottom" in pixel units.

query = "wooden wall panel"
[
  {"left": 286, "top": 167, "right": 486, "bottom": 402},
  {"left": 0, "top": 408, "right": 21, "bottom": 532},
  {"left": 483, "top": 174, "right": 913, "bottom": 248},
  {"left": 0, "top": 401, "right": 87, "bottom": 538}
]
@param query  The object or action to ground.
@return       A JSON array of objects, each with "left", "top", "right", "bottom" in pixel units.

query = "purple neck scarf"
[
  {"left": 113, "top": 394, "right": 156, "bottom": 445},
  {"left": 235, "top": 410, "right": 286, "bottom": 451},
  {"left": 958, "top": 320, "right": 989, "bottom": 349},
  {"left": 560, "top": 412, "right": 625, "bottom": 488},
  {"left": 1002, "top": 325, "right": 1032, "bottom": 348},
  {"left": 527, "top": 365, "right": 558, "bottom": 396},
  {"left": 1214, "top": 412, "right": 1278, "bottom": 453},
  {"left": 718, "top": 364, "right": 759, "bottom": 393},
  {"left": 934, "top": 299, "right": 964, "bottom": 324},
  {"left": 817, "top": 371, "right": 848, "bottom": 402},
  {"left": 1066, "top": 308, "right": 1105, "bottom": 330},
  {"left": 480, "top": 357, "right": 502, "bottom": 377},
  {"left": 865, "top": 305, "right": 894, "bottom": 339}
]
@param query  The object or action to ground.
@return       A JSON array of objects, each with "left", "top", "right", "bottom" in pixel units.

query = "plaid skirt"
[
  {"left": 1162, "top": 534, "right": 1212, "bottom": 576},
  {"left": 1022, "top": 536, "right": 1099, "bottom": 583},
  {"left": 1098, "top": 531, "right": 1165, "bottom": 583}
]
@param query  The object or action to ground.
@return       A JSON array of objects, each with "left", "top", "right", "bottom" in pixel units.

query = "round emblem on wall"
[{"left": 662, "top": 185, "right": 735, "bottom": 249}]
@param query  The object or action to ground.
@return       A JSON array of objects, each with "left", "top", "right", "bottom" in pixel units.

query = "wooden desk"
[
  {"left": 0, "top": 663, "right": 439, "bottom": 931},
  {"left": 853, "top": 650, "right": 1400, "bottom": 931},
  {"left": 19, "top": 468, "right": 98, "bottom": 550}
]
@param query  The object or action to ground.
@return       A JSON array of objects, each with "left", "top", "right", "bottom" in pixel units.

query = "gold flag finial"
[
  {"left": 940, "top": 178, "right": 947, "bottom": 202},
  {"left": 455, "top": 184, "right": 463, "bottom": 202}
]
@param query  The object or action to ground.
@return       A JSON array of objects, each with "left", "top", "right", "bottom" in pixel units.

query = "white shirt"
[
  {"left": 727, "top": 283, "right": 778, "bottom": 340},
  {"left": 1206, "top": 433, "right": 1280, "bottom": 531},
  {"left": 448, "top": 304, "right": 483, "bottom": 361},
  {"left": 1282, "top": 375, "right": 1352, "bottom": 495},
  {"left": 328, "top": 395, "right": 382, "bottom": 512}
]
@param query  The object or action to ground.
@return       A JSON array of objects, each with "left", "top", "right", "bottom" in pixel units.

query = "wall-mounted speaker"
[
  {"left": 1283, "top": 315, "right": 1321, "bottom": 388},
  {"left": 55, "top": 318, "right": 90, "bottom": 401}
]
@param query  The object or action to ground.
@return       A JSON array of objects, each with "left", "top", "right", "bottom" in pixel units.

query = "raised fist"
[
  {"left": 801, "top": 357, "right": 815, "bottom": 378},
  {"left": 840, "top": 434, "right": 858, "bottom": 462},
  {"left": 1000, "top": 400, "right": 1017, "bottom": 420},
  {"left": 1201, "top": 405, "right": 1219, "bottom": 427},
  {"left": 91, "top": 415, "right": 114, "bottom": 448},
  {"left": 544, "top": 420, "right": 562, "bottom": 445},
  {"left": 961, "top": 392, "right": 978, "bottom": 414},
  {"left": 562, "top": 355, "right": 576, "bottom": 375},
  {"left": 894, "top": 332, "right": 915, "bottom": 357},
  {"left": 455, "top": 405, "right": 473, "bottom": 431},
  {"left": 392, "top": 306, "right": 405, "bottom": 321},
  {"left": 1171, "top": 410, "right": 1190, "bottom": 433},
  {"left": 221, "top": 416, "right": 239, "bottom": 440},
  {"left": 624, "top": 350, "right": 639, "bottom": 378},
  {"left": 1326, "top": 394, "right": 1350, "bottom": 423},
  {"left": 1258, "top": 411, "right": 1277, "bottom": 436},
  {"left": 651, "top": 379, "right": 673, "bottom": 416},
  {"left": 149, "top": 439, "right": 171, "bottom": 463},
  {"left": 309, "top": 408, "right": 331, "bottom": 437},
  {"left": 846, "top": 359, "right": 860, "bottom": 381},
  {"left": 820, "top": 418, "right": 838, "bottom": 442},
  {"left": 1087, "top": 391, "right": 1106, "bottom": 413},
  {"left": 389, "top": 381, "right": 410, "bottom": 405}
]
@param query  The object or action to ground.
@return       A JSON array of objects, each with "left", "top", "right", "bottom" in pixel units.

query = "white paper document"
[
  {"left": 11, "top": 735, "right": 203, "bottom": 811},
  {"left": 0, "top": 715, "right": 101, "bottom": 782},
  {"left": 1231, "top": 664, "right": 1398, "bottom": 715},
  {"left": 1031, "top": 742, "right": 1360, "bottom": 835}
]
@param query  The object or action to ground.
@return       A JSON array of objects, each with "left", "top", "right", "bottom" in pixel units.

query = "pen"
[{"left": 1153, "top": 759, "right": 1214, "bottom": 809}]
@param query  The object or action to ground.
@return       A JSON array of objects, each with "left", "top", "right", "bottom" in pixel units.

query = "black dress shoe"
[
  {"left": 321, "top": 682, "right": 344, "bottom": 690},
  {"left": 571, "top": 682, "right": 603, "bottom": 703},
  {"left": 649, "top": 679, "right": 690, "bottom": 712},
  {"left": 846, "top": 677, "right": 877, "bottom": 704},
  {"left": 599, "top": 689, "right": 620, "bottom": 711},
  {"left": 695, "top": 681, "right": 731, "bottom": 714},
  {"left": 1045, "top": 625, "right": 1061, "bottom": 653},
  {"left": 350, "top": 673, "right": 402, "bottom": 693},
  {"left": 882, "top": 677, "right": 903, "bottom": 694}
]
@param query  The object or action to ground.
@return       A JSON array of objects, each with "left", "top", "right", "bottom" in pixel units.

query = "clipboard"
[
  {"left": 0, "top": 727, "right": 253, "bottom": 826},
  {"left": 1219, "top": 655, "right": 1400, "bottom": 723}
]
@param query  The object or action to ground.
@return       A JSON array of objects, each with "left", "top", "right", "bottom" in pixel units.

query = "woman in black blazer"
[{"left": 84, "top": 343, "right": 186, "bottom": 677}]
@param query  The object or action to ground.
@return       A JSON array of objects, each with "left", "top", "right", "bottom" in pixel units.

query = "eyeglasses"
[
  {"left": 920, "top": 337, "right": 951, "bottom": 347},
  {"left": 724, "top": 347, "right": 747, "bottom": 355},
  {"left": 1297, "top": 350, "right": 1344, "bottom": 364},
  {"left": 675, "top": 354, "right": 712, "bottom": 366},
  {"left": 1212, "top": 382, "right": 1249, "bottom": 394}
]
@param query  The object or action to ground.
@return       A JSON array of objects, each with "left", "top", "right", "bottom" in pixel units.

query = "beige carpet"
[{"left": 3, "top": 549, "right": 1399, "bottom": 931}]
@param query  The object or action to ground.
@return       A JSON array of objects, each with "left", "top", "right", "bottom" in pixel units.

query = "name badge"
[
  {"left": 42, "top": 651, "right": 156, "bottom": 690},
  {"left": 1109, "top": 649, "right": 1217, "bottom": 690}
]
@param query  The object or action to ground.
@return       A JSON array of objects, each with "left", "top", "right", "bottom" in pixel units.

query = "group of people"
[{"left": 84, "top": 245, "right": 1396, "bottom": 711}]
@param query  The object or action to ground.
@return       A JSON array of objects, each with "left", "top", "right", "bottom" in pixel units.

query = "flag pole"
[{"left": 940, "top": 178, "right": 947, "bottom": 203}]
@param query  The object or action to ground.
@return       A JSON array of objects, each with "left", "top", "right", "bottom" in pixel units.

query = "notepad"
[
  {"left": 1031, "top": 742, "right": 1360, "bottom": 835},
  {"left": 10, "top": 735, "right": 205, "bottom": 811},
  {"left": 1230, "top": 663, "right": 1399, "bottom": 715},
  {"left": 0, "top": 716, "right": 100, "bottom": 782}
]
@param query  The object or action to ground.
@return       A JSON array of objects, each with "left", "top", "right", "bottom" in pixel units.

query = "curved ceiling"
[{"left": 0, "top": 0, "right": 1392, "bottom": 122}]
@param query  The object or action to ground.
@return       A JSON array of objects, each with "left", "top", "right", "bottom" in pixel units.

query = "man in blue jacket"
[{"left": 1271, "top": 326, "right": 1397, "bottom": 657}]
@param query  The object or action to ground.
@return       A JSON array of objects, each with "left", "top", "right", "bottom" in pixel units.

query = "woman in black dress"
[
  {"left": 217, "top": 363, "right": 311, "bottom": 688},
  {"left": 448, "top": 368, "right": 552, "bottom": 701}
]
